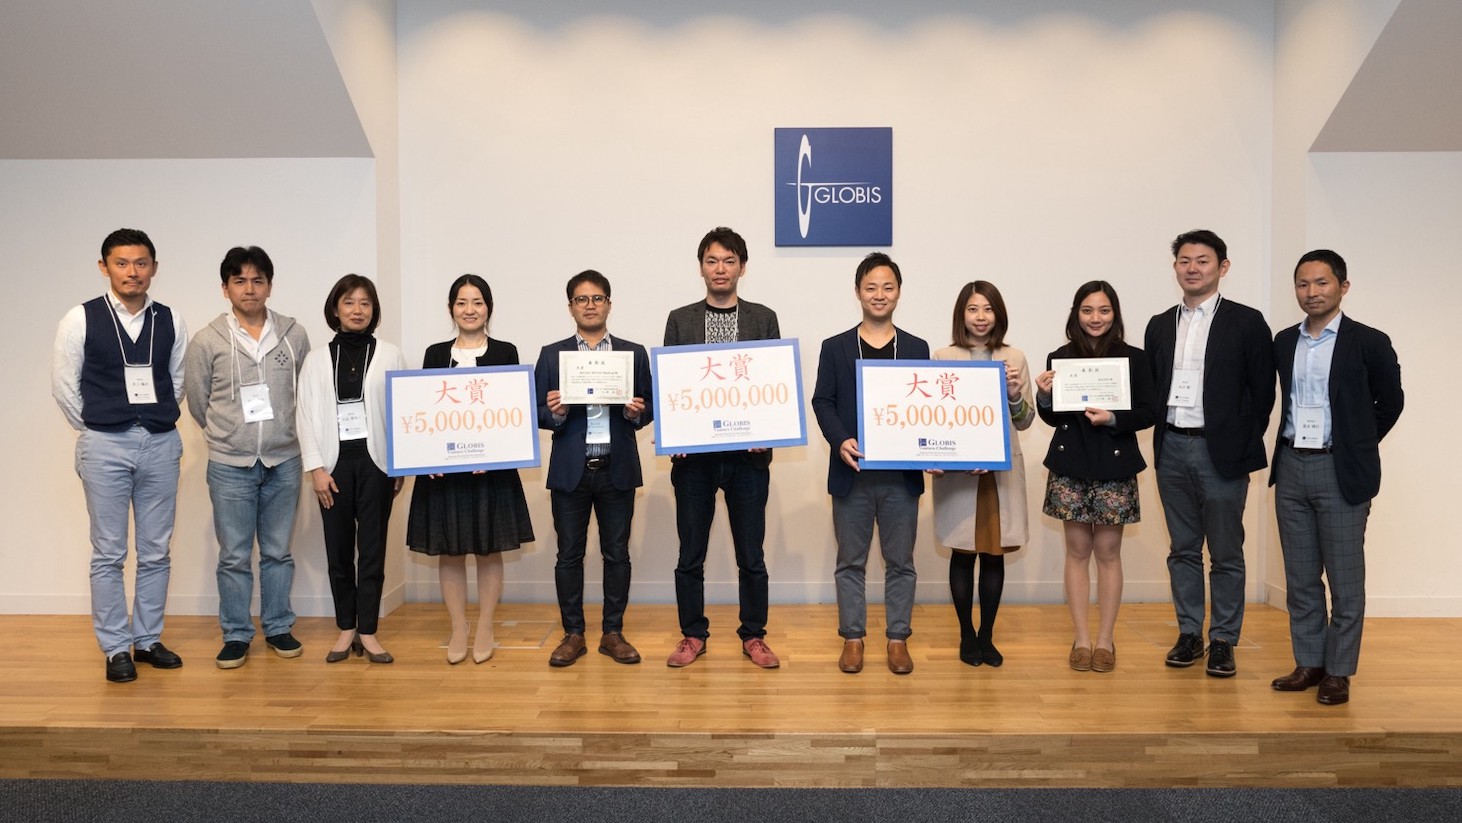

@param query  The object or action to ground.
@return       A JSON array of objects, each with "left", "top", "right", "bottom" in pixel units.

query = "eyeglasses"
[{"left": 570, "top": 294, "right": 608, "bottom": 306}]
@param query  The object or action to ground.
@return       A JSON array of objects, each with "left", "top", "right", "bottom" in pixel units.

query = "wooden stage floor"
[{"left": 2, "top": 603, "right": 1458, "bottom": 788}]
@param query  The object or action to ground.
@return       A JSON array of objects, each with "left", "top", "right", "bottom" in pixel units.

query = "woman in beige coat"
[{"left": 930, "top": 281, "right": 1034, "bottom": 667}]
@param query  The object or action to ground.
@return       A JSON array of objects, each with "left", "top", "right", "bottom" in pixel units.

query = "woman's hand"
[
  {"left": 1084, "top": 407, "right": 1113, "bottom": 426},
  {"left": 1006, "top": 363, "right": 1024, "bottom": 401},
  {"left": 1035, "top": 369, "right": 1055, "bottom": 395},
  {"left": 312, "top": 468, "right": 338, "bottom": 510}
]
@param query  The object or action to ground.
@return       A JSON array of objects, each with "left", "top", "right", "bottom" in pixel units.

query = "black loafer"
[
  {"left": 1165, "top": 633, "right": 1205, "bottom": 667},
  {"left": 106, "top": 652, "right": 137, "bottom": 683},
  {"left": 266, "top": 632, "right": 304, "bottom": 658},
  {"left": 1205, "top": 639, "right": 1237, "bottom": 677},
  {"left": 134, "top": 642, "right": 183, "bottom": 669},
  {"left": 215, "top": 641, "right": 250, "bottom": 669}
]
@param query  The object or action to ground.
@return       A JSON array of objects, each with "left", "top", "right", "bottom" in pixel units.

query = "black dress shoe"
[
  {"left": 1165, "top": 633, "right": 1205, "bottom": 667},
  {"left": 1317, "top": 674, "right": 1350, "bottom": 705},
  {"left": 1205, "top": 639, "right": 1237, "bottom": 677},
  {"left": 1271, "top": 666, "right": 1326, "bottom": 691},
  {"left": 979, "top": 634, "right": 1004, "bottom": 668},
  {"left": 106, "top": 652, "right": 137, "bottom": 683},
  {"left": 959, "top": 633, "right": 982, "bottom": 667},
  {"left": 134, "top": 642, "right": 183, "bottom": 669}
]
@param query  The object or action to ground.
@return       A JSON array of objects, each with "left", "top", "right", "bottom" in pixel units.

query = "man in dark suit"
[
  {"left": 1269, "top": 249, "right": 1402, "bottom": 706},
  {"left": 662, "top": 227, "right": 783, "bottom": 669},
  {"left": 534, "top": 270, "right": 653, "bottom": 667},
  {"left": 1145, "top": 230, "right": 1275, "bottom": 677}
]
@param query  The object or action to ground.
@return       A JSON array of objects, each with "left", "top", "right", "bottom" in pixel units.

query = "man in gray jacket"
[
  {"left": 663, "top": 227, "right": 783, "bottom": 669},
  {"left": 184, "top": 246, "right": 311, "bottom": 669}
]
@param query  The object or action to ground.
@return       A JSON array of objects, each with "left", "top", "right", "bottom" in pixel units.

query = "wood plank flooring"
[{"left": 2, "top": 603, "right": 1459, "bottom": 787}]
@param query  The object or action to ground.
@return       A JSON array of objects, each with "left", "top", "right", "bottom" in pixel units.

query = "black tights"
[{"left": 949, "top": 551, "right": 1004, "bottom": 641}]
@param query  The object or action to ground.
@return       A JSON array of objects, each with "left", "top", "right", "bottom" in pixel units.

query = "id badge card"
[
  {"left": 240, "top": 382, "right": 274, "bottom": 423},
  {"left": 1167, "top": 368, "right": 1200, "bottom": 408},
  {"left": 1294, "top": 405, "right": 1325, "bottom": 449},
  {"left": 337, "top": 400, "right": 368, "bottom": 440},
  {"left": 585, "top": 404, "right": 610, "bottom": 444},
  {"left": 125, "top": 366, "right": 158, "bottom": 405}
]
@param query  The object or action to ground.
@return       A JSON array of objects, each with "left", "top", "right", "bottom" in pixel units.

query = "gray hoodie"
[{"left": 184, "top": 311, "right": 310, "bottom": 468}]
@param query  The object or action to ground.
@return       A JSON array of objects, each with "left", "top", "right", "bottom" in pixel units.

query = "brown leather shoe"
[
  {"left": 598, "top": 631, "right": 641, "bottom": 664},
  {"left": 1272, "top": 666, "right": 1326, "bottom": 691},
  {"left": 887, "top": 640, "right": 914, "bottom": 675},
  {"left": 1317, "top": 674, "right": 1350, "bottom": 705},
  {"left": 1091, "top": 645, "right": 1115, "bottom": 673},
  {"left": 838, "top": 639, "right": 864, "bottom": 673},
  {"left": 548, "top": 633, "right": 587, "bottom": 667},
  {"left": 1069, "top": 645, "right": 1092, "bottom": 671}
]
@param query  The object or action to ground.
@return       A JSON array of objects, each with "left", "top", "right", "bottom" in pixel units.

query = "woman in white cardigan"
[
  {"left": 929, "top": 281, "right": 1035, "bottom": 667},
  {"left": 296, "top": 274, "right": 406, "bottom": 664}
]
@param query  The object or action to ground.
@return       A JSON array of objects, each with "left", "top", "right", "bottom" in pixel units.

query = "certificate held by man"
[
  {"left": 1051, "top": 357, "right": 1131, "bottom": 412},
  {"left": 558, "top": 350, "right": 633, "bottom": 404}
]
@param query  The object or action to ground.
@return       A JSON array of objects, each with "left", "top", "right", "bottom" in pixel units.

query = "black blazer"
[
  {"left": 534, "top": 335, "right": 653, "bottom": 493},
  {"left": 421, "top": 338, "right": 519, "bottom": 370},
  {"left": 1270, "top": 315, "right": 1403, "bottom": 504},
  {"left": 1144, "top": 299, "right": 1275, "bottom": 478},
  {"left": 1037, "top": 342, "right": 1159, "bottom": 481},
  {"left": 811, "top": 326, "right": 929, "bottom": 498},
  {"left": 663, "top": 298, "right": 781, "bottom": 346}
]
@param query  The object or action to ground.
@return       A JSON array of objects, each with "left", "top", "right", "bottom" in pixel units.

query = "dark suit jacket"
[
  {"left": 1144, "top": 298, "right": 1275, "bottom": 478},
  {"left": 421, "top": 338, "right": 519, "bottom": 369},
  {"left": 662, "top": 298, "right": 781, "bottom": 346},
  {"left": 534, "top": 335, "right": 653, "bottom": 493},
  {"left": 1270, "top": 315, "right": 1403, "bottom": 504},
  {"left": 1037, "top": 342, "right": 1159, "bottom": 481},
  {"left": 811, "top": 326, "right": 929, "bottom": 498},
  {"left": 663, "top": 298, "right": 781, "bottom": 468}
]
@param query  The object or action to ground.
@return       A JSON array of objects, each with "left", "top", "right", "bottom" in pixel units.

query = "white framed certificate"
[
  {"left": 558, "top": 350, "right": 633, "bottom": 404},
  {"left": 651, "top": 339, "right": 808, "bottom": 455},
  {"left": 385, "top": 366, "right": 541, "bottom": 476},
  {"left": 1052, "top": 357, "right": 1131, "bottom": 412},
  {"left": 855, "top": 360, "right": 1012, "bottom": 470}
]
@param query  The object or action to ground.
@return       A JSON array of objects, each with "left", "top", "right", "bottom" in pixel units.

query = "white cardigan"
[{"left": 295, "top": 339, "right": 405, "bottom": 475}]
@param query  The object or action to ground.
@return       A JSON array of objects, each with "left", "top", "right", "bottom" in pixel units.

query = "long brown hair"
[{"left": 950, "top": 280, "right": 1009, "bottom": 349}]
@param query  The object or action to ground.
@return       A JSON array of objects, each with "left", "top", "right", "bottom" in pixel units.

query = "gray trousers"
[
  {"left": 832, "top": 471, "right": 918, "bottom": 641},
  {"left": 1274, "top": 448, "right": 1370, "bottom": 676},
  {"left": 1157, "top": 432, "right": 1250, "bottom": 643}
]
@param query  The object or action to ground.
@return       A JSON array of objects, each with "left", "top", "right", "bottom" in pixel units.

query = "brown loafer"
[
  {"left": 838, "top": 639, "right": 864, "bottom": 673},
  {"left": 1272, "top": 666, "right": 1326, "bottom": 691},
  {"left": 1316, "top": 674, "right": 1350, "bottom": 705},
  {"left": 1069, "top": 645, "right": 1092, "bottom": 671},
  {"left": 887, "top": 640, "right": 914, "bottom": 675},
  {"left": 548, "top": 633, "right": 587, "bottom": 667},
  {"left": 598, "top": 631, "right": 641, "bottom": 664},
  {"left": 1091, "top": 645, "right": 1115, "bottom": 673}
]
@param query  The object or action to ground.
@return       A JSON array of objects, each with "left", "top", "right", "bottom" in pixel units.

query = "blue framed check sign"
[
  {"left": 385, "top": 365, "right": 541, "bottom": 476},
  {"left": 775, "top": 127, "right": 892, "bottom": 246},
  {"left": 855, "top": 359, "right": 1011, "bottom": 470},
  {"left": 651, "top": 339, "right": 808, "bottom": 455}
]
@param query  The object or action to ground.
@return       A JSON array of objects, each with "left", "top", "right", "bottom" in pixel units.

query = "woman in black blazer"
[{"left": 1034, "top": 281, "right": 1157, "bottom": 674}]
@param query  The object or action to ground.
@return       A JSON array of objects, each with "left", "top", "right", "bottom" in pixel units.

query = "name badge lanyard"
[
  {"left": 234, "top": 343, "right": 274, "bottom": 423},
  {"left": 856, "top": 331, "right": 897, "bottom": 360},
  {"left": 583, "top": 339, "right": 612, "bottom": 445},
  {"left": 1168, "top": 297, "right": 1220, "bottom": 409},
  {"left": 334, "top": 342, "right": 374, "bottom": 441},
  {"left": 106, "top": 297, "right": 158, "bottom": 405},
  {"left": 1293, "top": 334, "right": 1326, "bottom": 448}
]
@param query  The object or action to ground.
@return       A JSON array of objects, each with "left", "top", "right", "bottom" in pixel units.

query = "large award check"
[
  {"left": 651, "top": 339, "right": 808, "bottom": 455},
  {"left": 385, "top": 365, "right": 541, "bottom": 476},
  {"left": 1051, "top": 357, "right": 1130, "bottom": 412},
  {"left": 558, "top": 350, "right": 633, "bottom": 404},
  {"left": 856, "top": 359, "right": 1012, "bottom": 470}
]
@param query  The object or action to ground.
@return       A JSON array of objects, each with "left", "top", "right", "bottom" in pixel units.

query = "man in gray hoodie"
[{"left": 184, "top": 246, "right": 311, "bottom": 669}]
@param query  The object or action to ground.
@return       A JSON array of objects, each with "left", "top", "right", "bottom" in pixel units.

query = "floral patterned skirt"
[{"left": 1042, "top": 472, "right": 1140, "bottom": 525}]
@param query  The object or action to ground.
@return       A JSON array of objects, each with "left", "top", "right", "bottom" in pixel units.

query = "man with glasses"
[{"left": 534, "top": 270, "right": 653, "bottom": 667}]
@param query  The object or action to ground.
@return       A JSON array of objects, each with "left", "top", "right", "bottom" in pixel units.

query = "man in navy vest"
[{"left": 52, "top": 229, "right": 188, "bottom": 683}]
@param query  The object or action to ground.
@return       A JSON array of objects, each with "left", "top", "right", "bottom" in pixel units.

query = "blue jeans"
[
  {"left": 832, "top": 471, "right": 918, "bottom": 641},
  {"left": 76, "top": 427, "right": 182, "bottom": 657},
  {"left": 671, "top": 453, "right": 770, "bottom": 641},
  {"left": 1157, "top": 432, "right": 1250, "bottom": 643},
  {"left": 208, "top": 457, "right": 302, "bottom": 643},
  {"left": 550, "top": 463, "right": 634, "bottom": 635}
]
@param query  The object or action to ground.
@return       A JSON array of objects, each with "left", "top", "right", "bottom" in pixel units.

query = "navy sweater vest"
[{"left": 80, "top": 297, "right": 180, "bottom": 433}]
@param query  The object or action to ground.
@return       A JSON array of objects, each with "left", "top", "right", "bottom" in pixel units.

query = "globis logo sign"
[{"left": 774, "top": 127, "right": 892, "bottom": 247}]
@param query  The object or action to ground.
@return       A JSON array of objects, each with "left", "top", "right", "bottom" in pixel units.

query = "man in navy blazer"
[
  {"left": 1145, "top": 230, "right": 1275, "bottom": 677},
  {"left": 1269, "top": 249, "right": 1402, "bottom": 706},
  {"left": 534, "top": 270, "right": 653, "bottom": 668}
]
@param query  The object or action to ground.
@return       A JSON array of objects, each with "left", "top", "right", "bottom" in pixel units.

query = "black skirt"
[{"left": 406, "top": 470, "right": 534, "bottom": 555}]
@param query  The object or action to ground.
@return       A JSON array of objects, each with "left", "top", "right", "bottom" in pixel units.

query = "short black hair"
[
  {"left": 697, "top": 227, "right": 748, "bottom": 263},
  {"left": 1171, "top": 229, "right": 1228, "bottom": 262},
  {"left": 324, "top": 273, "right": 381, "bottom": 334},
  {"left": 101, "top": 228, "right": 155, "bottom": 261},
  {"left": 448, "top": 273, "right": 494, "bottom": 321},
  {"left": 1294, "top": 249, "right": 1348, "bottom": 283},
  {"left": 219, "top": 246, "right": 275, "bottom": 284},
  {"left": 565, "top": 269, "right": 611, "bottom": 302},
  {"left": 855, "top": 252, "right": 902, "bottom": 287}
]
